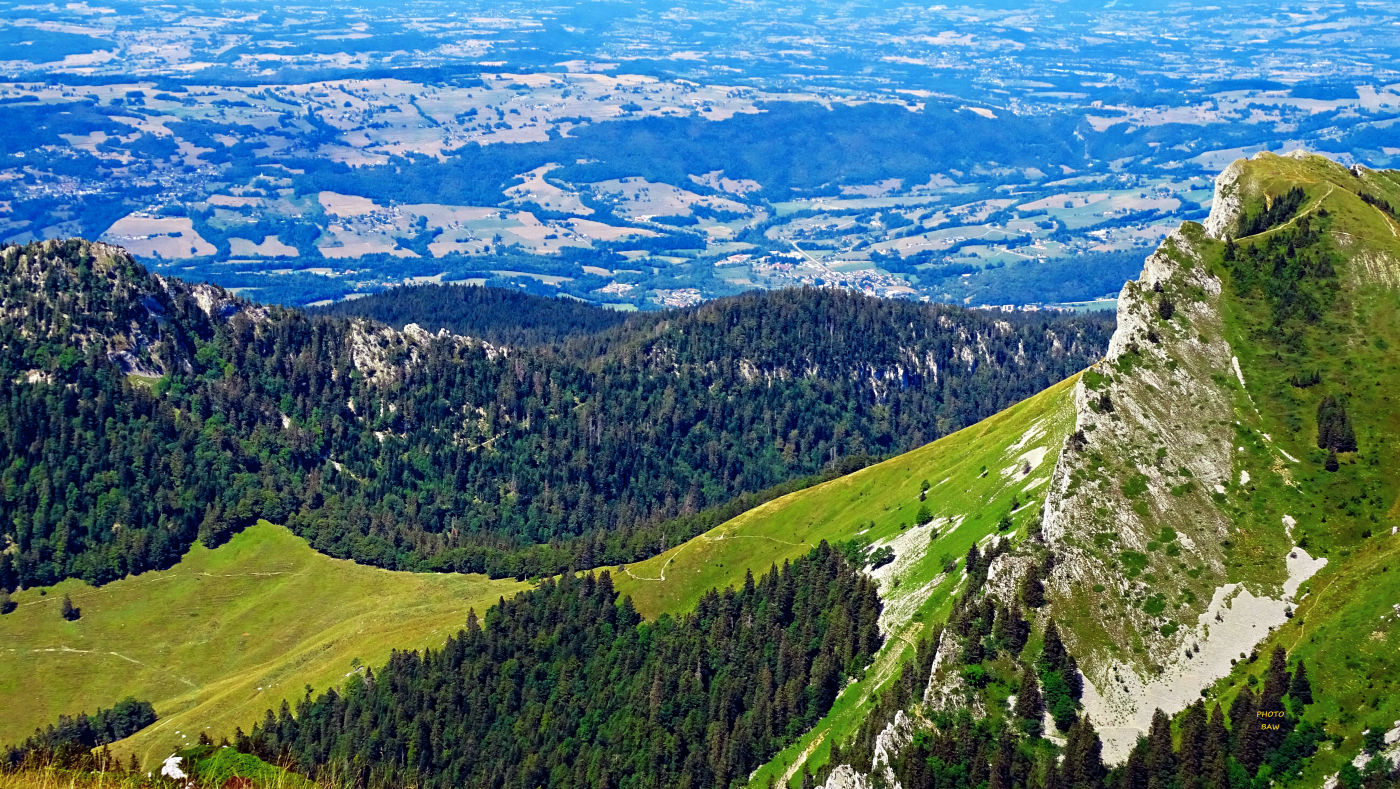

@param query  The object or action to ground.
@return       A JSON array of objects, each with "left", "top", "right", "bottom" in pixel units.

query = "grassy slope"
[
  {"left": 614, "top": 374, "right": 1080, "bottom": 786},
  {"left": 1197, "top": 153, "right": 1400, "bottom": 781},
  {"left": 0, "top": 522, "right": 526, "bottom": 768}
]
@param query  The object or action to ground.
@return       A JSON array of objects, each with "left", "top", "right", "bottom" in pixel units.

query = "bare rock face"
[
  {"left": 1034, "top": 159, "right": 1335, "bottom": 760},
  {"left": 1041, "top": 225, "right": 1237, "bottom": 602},
  {"left": 819, "top": 764, "right": 872, "bottom": 789},
  {"left": 1202, "top": 158, "right": 1247, "bottom": 240}
]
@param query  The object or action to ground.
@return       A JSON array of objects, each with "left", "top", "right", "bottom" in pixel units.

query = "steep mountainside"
[
  {"left": 1041, "top": 152, "right": 1400, "bottom": 762},
  {"left": 792, "top": 152, "right": 1400, "bottom": 787},
  {"left": 0, "top": 242, "right": 1109, "bottom": 593}
]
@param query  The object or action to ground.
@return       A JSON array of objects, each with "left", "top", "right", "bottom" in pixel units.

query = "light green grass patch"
[{"left": 0, "top": 522, "right": 526, "bottom": 768}]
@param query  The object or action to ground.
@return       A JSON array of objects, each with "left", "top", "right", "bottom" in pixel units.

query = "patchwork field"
[{"left": 0, "top": 522, "right": 526, "bottom": 767}]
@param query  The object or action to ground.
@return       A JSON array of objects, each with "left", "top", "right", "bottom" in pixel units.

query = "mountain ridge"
[{"left": 809, "top": 150, "right": 1400, "bottom": 786}]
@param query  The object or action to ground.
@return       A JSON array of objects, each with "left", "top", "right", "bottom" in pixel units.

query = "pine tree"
[
  {"left": 1316, "top": 395, "right": 1358, "bottom": 452},
  {"left": 1261, "top": 647, "right": 1289, "bottom": 709},
  {"left": 1061, "top": 715, "right": 1106, "bottom": 789},
  {"left": 992, "top": 603, "right": 1013, "bottom": 650},
  {"left": 1363, "top": 726, "right": 1386, "bottom": 755},
  {"left": 1014, "top": 664, "right": 1044, "bottom": 736},
  {"left": 1258, "top": 647, "right": 1293, "bottom": 752},
  {"left": 1020, "top": 567, "right": 1046, "bottom": 609},
  {"left": 1144, "top": 709, "right": 1176, "bottom": 789},
  {"left": 1204, "top": 704, "right": 1231, "bottom": 789},
  {"left": 1006, "top": 602, "right": 1030, "bottom": 654},
  {"left": 989, "top": 730, "right": 1014, "bottom": 789},
  {"left": 1121, "top": 737, "right": 1149, "bottom": 789},
  {"left": 1231, "top": 684, "right": 1265, "bottom": 774},
  {"left": 1041, "top": 621, "right": 1068, "bottom": 672},
  {"left": 966, "top": 543, "right": 983, "bottom": 579},
  {"left": 1177, "top": 701, "right": 1207, "bottom": 789},
  {"left": 1289, "top": 660, "right": 1313, "bottom": 706}
]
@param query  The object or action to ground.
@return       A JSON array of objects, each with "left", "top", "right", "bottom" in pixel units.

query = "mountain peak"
[{"left": 1033, "top": 151, "right": 1400, "bottom": 758}]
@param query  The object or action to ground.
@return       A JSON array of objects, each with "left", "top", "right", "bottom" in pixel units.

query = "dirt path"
[
  {"left": 709, "top": 533, "right": 814, "bottom": 548},
  {"left": 619, "top": 529, "right": 814, "bottom": 583},
  {"left": 2, "top": 645, "right": 198, "bottom": 688},
  {"left": 778, "top": 731, "right": 827, "bottom": 788},
  {"left": 619, "top": 538, "right": 692, "bottom": 582},
  {"left": 1239, "top": 184, "right": 1336, "bottom": 241},
  {"left": 16, "top": 569, "right": 296, "bottom": 610}
]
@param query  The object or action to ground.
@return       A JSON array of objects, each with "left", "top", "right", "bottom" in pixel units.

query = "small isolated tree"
[
  {"left": 60, "top": 594, "right": 80, "bottom": 621},
  {"left": 1317, "top": 395, "right": 1358, "bottom": 452},
  {"left": 1363, "top": 726, "right": 1386, "bottom": 755},
  {"left": 0, "top": 587, "right": 14, "bottom": 615},
  {"left": 1289, "top": 660, "right": 1313, "bottom": 706},
  {"left": 1157, "top": 296, "right": 1176, "bottom": 320},
  {"left": 1097, "top": 391, "right": 1114, "bottom": 413}
]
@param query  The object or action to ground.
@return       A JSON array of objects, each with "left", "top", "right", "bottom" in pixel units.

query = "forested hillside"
[
  {"left": 0, "top": 240, "right": 1112, "bottom": 590},
  {"left": 241, "top": 544, "right": 881, "bottom": 789},
  {"left": 306, "top": 284, "right": 629, "bottom": 348}
]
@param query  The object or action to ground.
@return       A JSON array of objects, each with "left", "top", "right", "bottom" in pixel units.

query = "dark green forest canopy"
[
  {"left": 305, "top": 283, "right": 630, "bottom": 348},
  {"left": 241, "top": 544, "right": 881, "bottom": 789},
  {"left": 3, "top": 698, "right": 156, "bottom": 770},
  {"left": 0, "top": 239, "right": 1111, "bottom": 590}
]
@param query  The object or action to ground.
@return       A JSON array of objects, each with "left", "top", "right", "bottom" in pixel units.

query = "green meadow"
[{"left": 0, "top": 522, "right": 526, "bottom": 767}]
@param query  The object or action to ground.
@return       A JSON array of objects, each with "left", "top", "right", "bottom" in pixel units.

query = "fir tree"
[
  {"left": 1062, "top": 715, "right": 1107, "bottom": 789},
  {"left": 1363, "top": 726, "right": 1386, "bottom": 755},
  {"left": 1204, "top": 704, "right": 1231, "bottom": 789},
  {"left": 1177, "top": 700, "right": 1208, "bottom": 789},
  {"left": 989, "top": 730, "right": 1014, "bottom": 789},
  {"left": 1121, "top": 738, "right": 1149, "bottom": 789},
  {"left": 1258, "top": 647, "right": 1293, "bottom": 751},
  {"left": 1261, "top": 647, "right": 1290, "bottom": 709},
  {"left": 1289, "top": 660, "right": 1313, "bottom": 706},
  {"left": 1231, "top": 685, "right": 1265, "bottom": 774},
  {"left": 60, "top": 594, "right": 80, "bottom": 621},
  {"left": 1144, "top": 709, "right": 1176, "bottom": 789},
  {"left": 0, "top": 587, "right": 14, "bottom": 615},
  {"left": 1020, "top": 567, "right": 1046, "bottom": 609},
  {"left": 1316, "top": 395, "right": 1358, "bottom": 452},
  {"left": 1006, "top": 602, "right": 1030, "bottom": 655},
  {"left": 1041, "top": 621, "right": 1068, "bottom": 672},
  {"left": 1014, "top": 664, "right": 1044, "bottom": 737}
]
